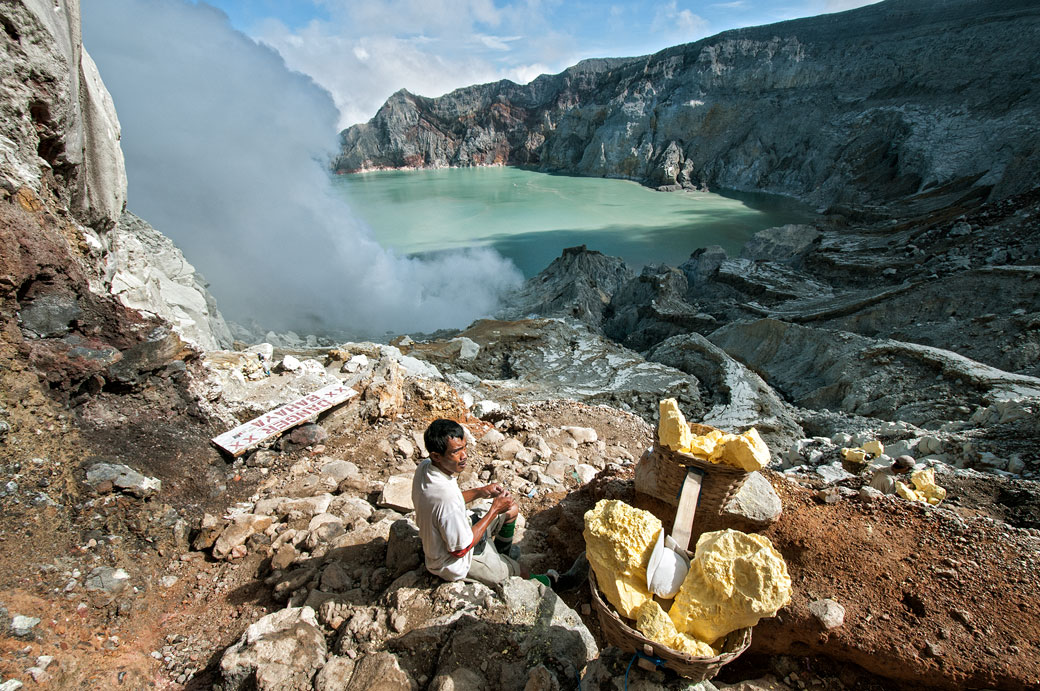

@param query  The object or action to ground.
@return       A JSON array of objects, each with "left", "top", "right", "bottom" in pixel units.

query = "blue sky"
[{"left": 194, "top": 0, "right": 880, "bottom": 128}]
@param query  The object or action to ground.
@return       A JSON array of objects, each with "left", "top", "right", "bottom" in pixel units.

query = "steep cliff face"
[
  {"left": 0, "top": 0, "right": 125, "bottom": 230},
  {"left": 0, "top": 0, "right": 230, "bottom": 352},
  {"left": 336, "top": 0, "right": 1040, "bottom": 207}
]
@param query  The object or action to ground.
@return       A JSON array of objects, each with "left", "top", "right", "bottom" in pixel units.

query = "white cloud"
[
  {"left": 823, "top": 0, "right": 882, "bottom": 11},
  {"left": 651, "top": 2, "right": 709, "bottom": 43},
  {"left": 249, "top": 0, "right": 578, "bottom": 128},
  {"left": 477, "top": 34, "right": 521, "bottom": 51}
]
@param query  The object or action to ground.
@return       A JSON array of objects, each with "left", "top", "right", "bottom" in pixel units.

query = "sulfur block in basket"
[
  {"left": 669, "top": 529, "right": 792, "bottom": 643},
  {"left": 635, "top": 599, "right": 716, "bottom": 657},
  {"left": 659, "top": 398, "right": 695, "bottom": 452},
  {"left": 584, "top": 499, "right": 661, "bottom": 619},
  {"left": 658, "top": 399, "right": 769, "bottom": 471},
  {"left": 708, "top": 428, "right": 770, "bottom": 472}
]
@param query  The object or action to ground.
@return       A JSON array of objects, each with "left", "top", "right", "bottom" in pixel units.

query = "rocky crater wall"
[{"left": 336, "top": 0, "right": 1040, "bottom": 208}]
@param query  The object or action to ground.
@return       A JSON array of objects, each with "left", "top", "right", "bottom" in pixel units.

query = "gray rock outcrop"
[
  {"left": 1, "top": 0, "right": 126, "bottom": 229},
  {"left": 498, "top": 245, "right": 632, "bottom": 326},
  {"left": 740, "top": 224, "right": 822, "bottom": 265},
  {"left": 604, "top": 265, "right": 716, "bottom": 351},
  {"left": 405, "top": 317, "right": 706, "bottom": 422},
  {"left": 646, "top": 332, "right": 803, "bottom": 452},
  {"left": 709, "top": 319, "right": 1040, "bottom": 426},
  {"left": 103, "top": 211, "right": 232, "bottom": 350}
]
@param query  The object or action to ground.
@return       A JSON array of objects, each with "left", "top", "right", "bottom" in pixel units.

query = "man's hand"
[
  {"left": 461, "top": 483, "right": 505, "bottom": 504},
  {"left": 491, "top": 492, "right": 519, "bottom": 522},
  {"left": 481, "top": 483, "right": 505, "bottom": 498},
  {"left": 452, "top": 486, "right": 519, "bottom": 558}
]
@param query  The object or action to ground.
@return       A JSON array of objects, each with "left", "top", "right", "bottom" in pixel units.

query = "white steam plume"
[{"left": 81, "top": 0, "right": 522, "bottom": 338}]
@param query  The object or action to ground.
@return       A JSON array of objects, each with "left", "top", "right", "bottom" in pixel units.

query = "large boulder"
[
  {"left": 218, "top": 607, "right": 327, "bottom": 691},
  {"left": 647, "top": 332, "right": 803, "bottom": 453},
  {"left": 709, "top": 319, "right": 1040, "bottom": 426},
  {"left": 386, "top": 519, "right": 423, "bottom": 578},
  {"left": 432, "top": 578, "right": 597, "bottom": 689},
  {"left": 720, "top": 471, "right": 784, "bottom": 531}
]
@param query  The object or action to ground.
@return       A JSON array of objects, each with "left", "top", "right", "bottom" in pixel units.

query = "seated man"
[
  {"left": 412, "top": 418, "right": 528, "bottom": 587},
  {"left": 869, "top": 455, "right": 914, "bottom": 494}
]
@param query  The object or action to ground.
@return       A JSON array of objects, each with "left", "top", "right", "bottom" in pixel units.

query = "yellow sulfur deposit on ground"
[
  {"left": 635, "top": 600, "right": 716, "bottom": 658},
  {"left": 897, "top": 468, "right": 947, "bottom": 505},
  {"left": 862, "top": 440, "right": 884, "bottom": 456},
  {"left": 657, "top": 400, "right": 769, "bottom": 471},
  {"left": 584, "top": 499, "right": 662, "bottom": 618},
  {"left": 669, "top": 529, "right": 792, "bottom": 643},
  {"left": 841, "top": 447, "right": 868, "bottom": 463}
]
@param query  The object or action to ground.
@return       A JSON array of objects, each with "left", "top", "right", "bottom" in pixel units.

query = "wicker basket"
[
  {"left": 588, "top": 568, "right": 751, "bottom": 680},
  {"left": 635, "top": 423, "right": 751, "bottom": 536}
]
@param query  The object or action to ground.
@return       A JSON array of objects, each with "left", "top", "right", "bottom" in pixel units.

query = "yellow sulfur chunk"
[
  {"left": 635, "top": 600, "right": 716, "bottom": 657},
  {"left": 686, "top": 428, "right": 726, "bottom": 457},
  {"left": 658, "top": 399, "right": 769, "bottom": 470},
  {"left": 673, "top": 633, "right": 717, "bottom": 658},
  {"left": 584, "top": 499, "right": 662, "bottom": 619},
  {"left": 841, "top": 447, "right": 867, "bottom": 463},
  {"left": 669, "top": 529, "right": 792, "bottom": 643},
  {"left": 709, "top": 428, "right": 770, "bottom": 471},
  {"left": 895, "top": 480, "right": 918, "bottom": 501},
  {"left": 659, "top": 399, "right": 694, "bottom": 452},
  {"left": 898, "top": 468, "right": 946, "bottom": 505},
  {"left": 862, "top": 440, "right": 884, "bottom": 456}
]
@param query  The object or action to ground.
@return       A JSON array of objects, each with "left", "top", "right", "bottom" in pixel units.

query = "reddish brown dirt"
[
  {"left": 529, "top": 464, "right": 1040, "bottom": 690},
  {"left": 753, "top": 478, "right": 1040, "bottom": 690}
]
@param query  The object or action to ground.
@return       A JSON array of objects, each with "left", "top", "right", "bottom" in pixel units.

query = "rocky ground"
[{"left": 1, "top": 337, "right": 1038, "bottom": 690}]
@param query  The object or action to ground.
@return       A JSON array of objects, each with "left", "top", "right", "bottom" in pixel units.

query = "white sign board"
[{"left": 212, "top": 382, "right": 357, "bottom": 457}]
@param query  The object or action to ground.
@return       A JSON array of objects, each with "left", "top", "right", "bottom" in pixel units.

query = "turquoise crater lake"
[{"left": 331, "top": 167, "right": 814, "bottom": 278}]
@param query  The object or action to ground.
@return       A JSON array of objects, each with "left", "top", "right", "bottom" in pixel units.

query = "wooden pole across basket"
[{"left": 671, "top": 467, "right": 705, "bottom": 553}]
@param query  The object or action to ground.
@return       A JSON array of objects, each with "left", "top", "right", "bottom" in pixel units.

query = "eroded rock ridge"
[{"left": 336, "top": 0, "right": 1040, "bottom": 208}]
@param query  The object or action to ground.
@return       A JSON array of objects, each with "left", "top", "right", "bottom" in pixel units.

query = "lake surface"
[{"left": 331, "top": 167, "right": 813, "bottom": 277}]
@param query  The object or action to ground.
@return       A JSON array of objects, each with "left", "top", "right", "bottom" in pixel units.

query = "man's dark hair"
[
  {"left": 424, "top": 419, "right": 465, "bottom": 455},
  {"left": 893, "top": 455, "right": 915, "bottom": 472}
]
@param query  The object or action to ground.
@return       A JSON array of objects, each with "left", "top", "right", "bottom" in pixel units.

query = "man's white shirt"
[{"left": 412, "top": 459, "right": 472, "bottom": 580}]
